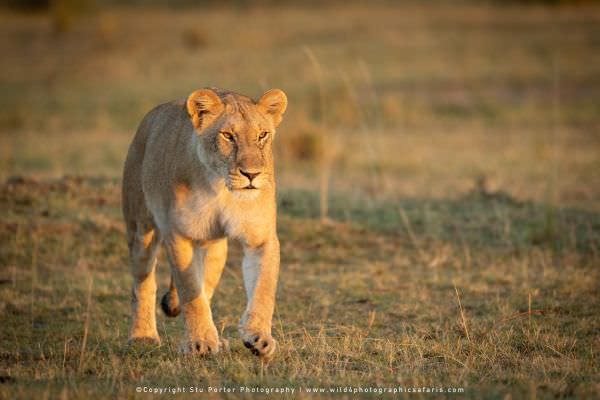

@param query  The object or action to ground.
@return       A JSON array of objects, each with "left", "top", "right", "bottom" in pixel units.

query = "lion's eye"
[
  {"left": 221, "top": 132, "right": 234, "bottom": 142},
  {"left": 258, "top": 131, "right": 269, "bottom": 140}
]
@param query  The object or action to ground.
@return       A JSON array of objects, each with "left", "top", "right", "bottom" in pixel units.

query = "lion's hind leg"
[
  {"left": 160, "top": 238, "right": 226, "bottom": 318},
  {"left": 160, "top": 274, "right": 181, "bottom": 317}
]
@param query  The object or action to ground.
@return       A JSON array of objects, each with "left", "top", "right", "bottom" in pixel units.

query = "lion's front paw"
[
  {"left": 180, "top": 330, "right": 225, "bottom": 355},
  {"left": 181, "top": 339, "right": 219, "bottom": 355},
  {"left": 241, "top": 331, "right": 277, "bottom": 359}
]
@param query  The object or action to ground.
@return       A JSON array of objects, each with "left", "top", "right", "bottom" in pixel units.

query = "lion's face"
[{"left": 187, "top": 88, "right": 287, "bottom": 193}]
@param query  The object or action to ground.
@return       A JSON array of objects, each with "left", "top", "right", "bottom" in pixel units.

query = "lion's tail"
[{"left": 160, "top": 274, "right": 181, "bottom": 317}]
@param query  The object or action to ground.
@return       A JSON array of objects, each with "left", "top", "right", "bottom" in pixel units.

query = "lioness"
[{"left": 122, "top": 87, "right": 287, "bottom": 358}]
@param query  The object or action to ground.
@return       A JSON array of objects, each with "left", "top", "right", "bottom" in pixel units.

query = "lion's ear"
[
  {"left": 258, "top": 89, "right": 287, "bottom": 127},
  {"left": 186, "top": 89, "right": 224, "bottom": 131}
]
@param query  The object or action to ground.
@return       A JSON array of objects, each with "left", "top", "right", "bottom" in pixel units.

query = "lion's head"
[{"left": 186, "top": 88, "right": 287, "bottom": 194}]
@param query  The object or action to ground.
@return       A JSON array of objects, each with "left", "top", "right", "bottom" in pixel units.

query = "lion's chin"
[{"left": 231, "top": 187, "right": 261, "bottom": 200}]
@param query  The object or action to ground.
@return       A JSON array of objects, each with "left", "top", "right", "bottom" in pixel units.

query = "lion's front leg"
[
  {"left": 239, "top": 236, "right": 280, "bottom": 358},
  {"left": 164, "top": 234, "right": 220, "bottom": 355},
  {"left": 128, "top": 227, "right": 161, "bottom": 345}
]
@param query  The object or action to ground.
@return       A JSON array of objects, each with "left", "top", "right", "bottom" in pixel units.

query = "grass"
[
  {"left": 1, "top": 177, "right": 598, "bottom": 398},
  {"left": 0, "top": 1, "right": 599, "bottom": 399}
]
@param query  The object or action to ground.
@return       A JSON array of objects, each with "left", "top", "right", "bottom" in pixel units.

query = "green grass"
[{"left": 0, "top": 1, "right": 599, "bottom": 398}]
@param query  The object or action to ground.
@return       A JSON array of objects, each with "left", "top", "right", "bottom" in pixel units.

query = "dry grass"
[
  {"left": 0, "top": 2, "right": 599, "bottom": 399},
  {"left": 0, "top": 177, "right": 598, "bottom": 398},
  {"left": 1, "top": 2, "right": 599, "bottom": 207}
]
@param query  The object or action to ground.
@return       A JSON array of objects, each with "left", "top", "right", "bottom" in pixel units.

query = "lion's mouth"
[
  {"left": 229, "top": 176, "right": 262, "bottom": 191},
  {"left": 231, "top": 183, "right": 258, "bottom": 190}
]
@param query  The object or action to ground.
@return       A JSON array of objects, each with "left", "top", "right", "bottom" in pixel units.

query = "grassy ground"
[
  {"left": 1, "top": 177, "right": 598, "bottom": 398},
  {"left": 1, "top": 1, "right": 599, "bottom": 399}
]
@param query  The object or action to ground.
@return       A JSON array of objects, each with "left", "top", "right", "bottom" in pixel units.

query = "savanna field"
[{"left": 1, "top": 1, "right": 599, "bottom": 398}]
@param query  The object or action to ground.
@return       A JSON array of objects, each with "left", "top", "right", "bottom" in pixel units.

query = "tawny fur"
[{"left": 122, "top": 87, "right": 287, "bottom": 358}]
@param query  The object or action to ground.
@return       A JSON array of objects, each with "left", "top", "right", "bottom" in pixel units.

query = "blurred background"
[{"left": 1, "top": 0, "right": 599, "bottom": 212}]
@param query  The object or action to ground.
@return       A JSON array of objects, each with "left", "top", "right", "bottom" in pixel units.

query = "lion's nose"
[{"left": 239, "top": 169, "right": 260, "bottom": 182}]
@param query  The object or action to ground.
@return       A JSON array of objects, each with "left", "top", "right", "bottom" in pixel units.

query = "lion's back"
[{"left": 121, "top": 101, "right": 189, "bottom": 232}]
